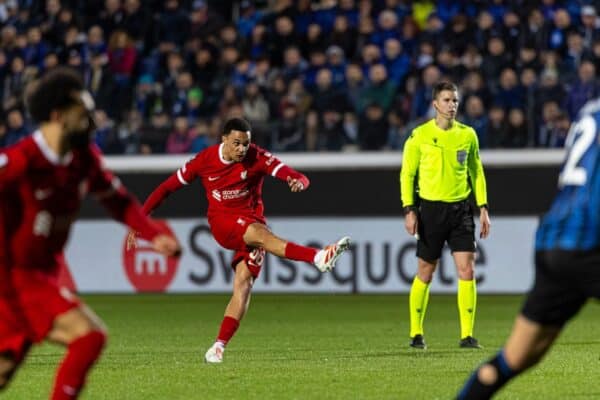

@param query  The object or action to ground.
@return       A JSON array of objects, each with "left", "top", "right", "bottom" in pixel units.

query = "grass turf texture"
[{"left": 4, "top": 294, "right": 600, "bottom": 399}]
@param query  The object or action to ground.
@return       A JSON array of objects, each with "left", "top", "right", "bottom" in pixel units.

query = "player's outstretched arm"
[
  {"left": 142, "top": 173, "right": 185, "bottom": 215},
  {"left": 274, "top": 164, "right": 310, "bottom": 192}
]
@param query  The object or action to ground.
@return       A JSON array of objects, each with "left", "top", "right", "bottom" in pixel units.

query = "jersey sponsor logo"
[
  {"left": 34, "top": 188, "right": 53, "bottom": 200},
  {"left": 456, "top": 149, "right": 467, "bottom": 164},
  {"left": 208, "top": 175, "right": 220, "bottom": 181},
  {"left": 0, "top": 153, "right": 7, "bottom": 169},
  {"left": 123, "top": 220, "right": 179, "bottom": 292},
  {"left": 221, "top": 189, "right": 249, "bottom": 200},
  {"left": 240, "top": 170, "right": 247, "bottom": 180},
  {"left": 212, "top": 189, "right": 222, "bottom": 201}
]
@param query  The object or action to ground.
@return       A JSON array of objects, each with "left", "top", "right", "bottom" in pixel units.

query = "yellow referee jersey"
[{"left": 400, "top": 119, "right": 488, "bottom": 207}]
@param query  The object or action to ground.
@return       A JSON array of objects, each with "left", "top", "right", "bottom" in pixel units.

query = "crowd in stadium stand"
[{"left": 1, "top": 0, "right": 600, "bottom": 153}]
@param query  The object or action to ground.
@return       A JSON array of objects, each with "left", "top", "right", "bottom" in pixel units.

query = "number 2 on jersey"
[{"left": 558, "top": 115, "right": 597, "bottom": 187}]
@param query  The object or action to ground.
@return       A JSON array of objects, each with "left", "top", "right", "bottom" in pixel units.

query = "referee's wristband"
[
  {"left": 479, "top": 204, "right": 489, "bottom": 211},
  {"left": 403, "top": 205, "right": 418, "bottom": 215}
]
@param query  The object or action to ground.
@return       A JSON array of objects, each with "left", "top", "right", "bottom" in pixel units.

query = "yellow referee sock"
[
  {"left": 409, "top": 276, "right": 430, "bottom": 337},
  {"left": 458, "top": 279, "right": 477, "bottom": 339}
]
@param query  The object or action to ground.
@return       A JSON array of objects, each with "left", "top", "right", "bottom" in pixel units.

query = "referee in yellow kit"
[{"left": 400, "top": 81, "right": 491, "bottom": 350}]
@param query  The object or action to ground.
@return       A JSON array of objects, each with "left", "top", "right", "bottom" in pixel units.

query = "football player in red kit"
[
  {"left": 0, "top": 67, "right": 181, "bottom": 399},
  {"left": 129, "top": 117, "right": 350, "bottom": 363}
]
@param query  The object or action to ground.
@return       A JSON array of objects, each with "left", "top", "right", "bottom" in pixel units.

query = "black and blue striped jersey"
[{"left": 536, "top": 100, "right": 600, "bottom": 251}]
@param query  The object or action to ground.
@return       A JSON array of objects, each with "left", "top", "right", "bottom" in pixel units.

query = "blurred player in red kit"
[
  {"left": 129, "top": 117, "right": 350, "bottom": 363},
  {"left": 0, "top": 67, "right": 181, "bottom": 399}
]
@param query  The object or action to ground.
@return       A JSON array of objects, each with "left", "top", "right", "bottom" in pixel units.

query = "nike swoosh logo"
[{"left": 208, "top": 176, "right": 220, "bottom": 181}]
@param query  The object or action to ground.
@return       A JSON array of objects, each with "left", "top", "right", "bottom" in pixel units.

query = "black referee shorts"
[
  {"left": 416, "top": 199, "right": 476, "bottom": 262},
  {"left": 521, "top": 249, "right": 600, "bottom": 326}
]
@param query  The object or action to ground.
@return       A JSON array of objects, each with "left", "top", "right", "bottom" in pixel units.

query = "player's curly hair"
[
  {"left": 25, "top": 67, "right": 84, "bottom": 123},
  {"left": 222, "top": 117, "right": 251, "bottom": 135}
]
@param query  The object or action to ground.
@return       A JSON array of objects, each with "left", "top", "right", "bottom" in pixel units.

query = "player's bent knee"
[{"left": 478, "top": 364, "right": 498, "bottom": 385}]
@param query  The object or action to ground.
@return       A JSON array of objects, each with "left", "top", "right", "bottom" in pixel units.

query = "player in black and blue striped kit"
[{"left": 457, "top": 99, "right": 600, "bottom": 399}]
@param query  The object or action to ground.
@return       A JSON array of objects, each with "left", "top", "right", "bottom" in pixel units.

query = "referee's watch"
[
  {"left": 403, "top": 205, "right": 418, "bottom": 215},
  {"left": 479, "top": 204, "right": 489, "bottom": 211}
]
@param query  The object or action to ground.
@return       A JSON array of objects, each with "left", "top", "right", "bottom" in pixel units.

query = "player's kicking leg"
[
  {"left": 205, "top": 261, "right": 254, "bottom": 364},
  {"left": 243, "top": 223, "right": 350, "bottom": 272},
  {"left": 47, "top": 305, "right": 107, "bottom": 399}
]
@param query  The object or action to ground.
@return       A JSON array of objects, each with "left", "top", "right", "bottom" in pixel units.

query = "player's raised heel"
[
  {"left": 409, "top": 334, "right": 427, "bottom": 349},
  {"left": 459, "top": 336, "right": 483, "bottom": 349},
  {"left": 204, "top": 342, "right": 225, "bottom": 363},
  {"left": 314, "top": 236, "right": 351, "bottom": 272}
]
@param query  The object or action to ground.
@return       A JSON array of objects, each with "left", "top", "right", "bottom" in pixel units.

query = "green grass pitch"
[{"left": 4, "top": 294, "right": 600, "bottom": 399}]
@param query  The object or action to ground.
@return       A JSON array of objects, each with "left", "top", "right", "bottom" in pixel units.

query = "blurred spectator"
[
  {"left": 445, "top": 14, "right": 473, "bottom": 56},
  {"left": 5, "top": 108, "right": 28, "bottom": 146},
  {"left": 0, "top": 120, "right": 7, "bottom": 148},
  {"left": 139, "top": 110, "right": 170, "bottom": 154},
  {"left": 502, "top": 10, "right": 522, "bottom": 56},
  {"left": 237, "top": 0, "right": 263, "bottom": 38},
  {"left": 92, "top": 109, "right": 122, "bottom": 154},
  {"left": 357, "top": 63, "right": 397, "bottom": 113},
  {"left": 190, "top": 120, "right": 211, "bottom": 153},
  {"left": 345, "top": 62, "right": 366, "bottom": 112},
  {"left": 325, "top": 45, "right": 347, "bottom": 87},
  {"left": 156, "top": 0, "right": 189, "bottom": 48},
  {"left": 273, "top": 100, "right": 305, "bottom": 151},
  {"left": 580, "top": 5, "right": 600, "bottom": 50},
  {"left": 383, "top": 38, "right": 410, "bottom": 86},
  {"left": 358, "top": 102, "right": 388, "bottom": 150},
  {"left": 387, "top": 108, "right": 408, "bottom": 150},
  {"left": 461, "top": 71, "right": 491, "bottom": 109},
  {"left": 549, "top": 8, "right": 573, "bottom": 55},
  {"left": 122, "top": 0, "right": 150, "bottom": 47},
  {"left": 85, "top": 25, "right": 107, "bottom": 58},
  {"left": 166, "top": 115, "right": 194, "bottom": 154},
  {"left": 521, "top": 8, "right": 548, "bottom": 52},
  {"left": 564, "top": 60, "right": 600, "bottom": 119},
  {"left": 269, "top": 15, "right": 299, "bottom": 67},
  {"left": 504, "top": 108, "right": 528, "bottom": 148},
  {"left": 281, "top": 46, "right": 308, "bottom": 82},
  {"left": 493, "top": 68, "right": 524, "bottom": 110},
  {"left": 481, "top": 36, "right": 512, "bottom": 88},
  {"left": 486, "top": 105, "right": 509, "bottom": 148},
  {"left": 462, "top": 95, "right": 489, "bottom": 148},
  {"left": 410, "top": 64, "right": 440, "bottom": 120},
  {"left": 537, "top": 100, "right": 561, "bottom": 147},
  {"left": 241, "top": 80, "right": 270, "bottom": 146},
  {"left": 329, "top": 14, "right": 358, "bottom": 60}
]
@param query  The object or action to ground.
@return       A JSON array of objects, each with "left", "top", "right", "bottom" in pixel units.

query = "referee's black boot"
[
  {"left": 409, "top": 334, "right": 427, "bottom": 349},
  {"left": 459, "top": 336, "right": 483, "bottom": 349}
]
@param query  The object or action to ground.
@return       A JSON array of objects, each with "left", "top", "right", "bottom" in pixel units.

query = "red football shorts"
[
  {"left": 0, "top": 266, "right": 80, "bottom": 360},
  {"left": 208, "top": 213, "right": 267, "bottom": 278}
]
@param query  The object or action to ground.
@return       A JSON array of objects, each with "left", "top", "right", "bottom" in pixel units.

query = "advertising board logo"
[{"left": 123, "top": 220, "right": 179, "bottom": 292}]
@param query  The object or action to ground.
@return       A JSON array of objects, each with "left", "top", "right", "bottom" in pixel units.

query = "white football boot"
[
  {"left": 204, "top": 342, "right": 225, "bottom": 363},
  {"left": 314, "top": 236, "right": 351, "bottom": 272}
]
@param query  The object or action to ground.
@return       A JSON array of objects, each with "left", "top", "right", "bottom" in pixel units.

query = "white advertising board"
[{"left": 65, "top": 217, "right": 537, "bottom": 294}]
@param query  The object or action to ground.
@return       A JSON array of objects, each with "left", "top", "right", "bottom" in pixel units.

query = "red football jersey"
[
  {"left": 0, "top": 131, "right": 160, "bottom": 271},
  {"left": 176, "top": 143, "right": 284, "bottom": 218}
]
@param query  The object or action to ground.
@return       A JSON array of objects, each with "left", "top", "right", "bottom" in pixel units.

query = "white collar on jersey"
[
  {"left": 33, "top": 130, "right": 73, "bottom": 165},
  {"left": 218, "top": 143, "right": 235, "bottom": 165}
]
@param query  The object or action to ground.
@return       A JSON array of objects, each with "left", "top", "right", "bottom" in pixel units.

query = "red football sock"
[
  {"left": 51, "top": 331, "right": 106, "bottom": 400},
  {"left": 284, "top": 242, "right": 318, "bottom": 264},
  {"left": 216, "top": 316, "right": 240, "bottom": 345}
]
